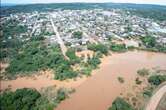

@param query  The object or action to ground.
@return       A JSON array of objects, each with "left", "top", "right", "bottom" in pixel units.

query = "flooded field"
[{"left": 56, "top": 50, "right": 166, "bottom": 110}]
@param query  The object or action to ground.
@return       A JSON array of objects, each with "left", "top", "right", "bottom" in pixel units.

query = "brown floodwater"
[
  {"left": 55, "top": 50, "right": 166, "bottom": 110},
  {"left": 0, "top": 70, "right": 87, "bottom": 91}
]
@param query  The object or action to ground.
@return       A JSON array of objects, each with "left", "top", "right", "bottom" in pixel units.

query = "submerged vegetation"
[
  {"left": 148, "top": 75, "right": 166, "bottom": 86},
  {"left": 137, "top": 68, "right": 149, "bottom": 76},
  {"left": 108, "top": 97, "right": 134, "bottom": 110},
  {"left": 117, "top": 77, "right": 125, "bottom": 83}
]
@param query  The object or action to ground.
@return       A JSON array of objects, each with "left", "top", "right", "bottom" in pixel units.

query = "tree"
[
  {"left": 108, "top": 97, "right": 134, "bottom": 110},
  {"left": 72, "top": 31, "right": 83, "bottom": 39},
  {"left": 140, "top": 35, "right": 156, "bottom": 48},
  {"left": 87, "top": 43, "right": 108, "bottom": 55},
  {"left": 66, "top": 48, "right": 80, "bottom": 64}
]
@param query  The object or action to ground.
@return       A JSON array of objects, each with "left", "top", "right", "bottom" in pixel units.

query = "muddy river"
[
  {"left": 1, "top": 51, "right": 166, "bottom": 110},
  {"left": 56, "top": 51, "right": 166, "bottom": 110}
]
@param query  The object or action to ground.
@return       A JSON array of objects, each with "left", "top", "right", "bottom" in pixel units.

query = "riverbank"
[
  {"left": 56, "top": 50, "right": 166, "bottom": 110},
  {"left": 1, "top": 50, "right": 166, "bottom": 110}
]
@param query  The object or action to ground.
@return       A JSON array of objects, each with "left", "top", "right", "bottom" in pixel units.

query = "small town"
[
  {"left": 1, "top": 9, "right": 166, "bottom": 50},
  {"left": 1, "top": 2, "right": 166, "bottom": 110}
]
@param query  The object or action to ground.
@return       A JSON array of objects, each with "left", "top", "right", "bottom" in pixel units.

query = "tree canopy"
[{"left": 108, "top": 97, "right": 134, "bottom": 110}]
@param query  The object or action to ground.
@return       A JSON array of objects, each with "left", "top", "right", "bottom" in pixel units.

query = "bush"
[
  {"left": 56, "top": 88, "right": 68, "bottom": 103},
  {"left": 137, "top": 68, "right": 149, "bottom": 76},
  {"left": 87, "top": 43, "right": 109, "bottom": 55},
  {"left": 87, "top": 54, "right": 101, "bottom": 69},
  {"left": 108, "top": 97, "right": 134, "bottom": 110},
  {"left": 118, "top": 77, "right": 125, "bottom": 83},
  {"left": 110, "top": 43, "right": 126, "bottom": 52},
  {"left": 148, "top": 75, "right": 166, "bottom": 85}
]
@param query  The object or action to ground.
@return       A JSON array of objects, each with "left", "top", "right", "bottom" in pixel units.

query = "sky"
[{"left": 2, "top": 0, "right": 166, "bottom": 5}]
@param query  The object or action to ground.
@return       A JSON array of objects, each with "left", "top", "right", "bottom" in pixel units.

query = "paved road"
[
  {"left": 50, "top": 18, "right": 68, "bottom": 58},
  {"left": 146, "top": 84, "right": 166, "bottom": 110}
]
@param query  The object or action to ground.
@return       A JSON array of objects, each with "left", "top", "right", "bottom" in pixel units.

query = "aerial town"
[
  {"left": 1, "top": 9, "right": 166, "bottom": 50},
  {"left": 1, "top": 3, "right": 166, "bottom": 110}
]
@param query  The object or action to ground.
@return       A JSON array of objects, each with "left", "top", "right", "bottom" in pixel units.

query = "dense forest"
[{"left": 1, "top": 3, "right": 166, "bottom": 21}]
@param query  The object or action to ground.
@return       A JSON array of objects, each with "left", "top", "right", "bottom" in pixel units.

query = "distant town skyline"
[{"left": 2, "top": 0, "right": 166, "bottom": 5}]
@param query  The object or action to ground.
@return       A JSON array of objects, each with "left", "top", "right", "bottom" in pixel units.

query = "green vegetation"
[
  {"left": 55, "top": 88, "right": 68, "bottom": 103},
  {"left": 0, "top": 87, "right": 71, "bottom": 110},
  {"left": 0, "top": 19, "right": 28, "bottom": 61},
  {"left": 66, "top": 48, "right": 80, "bottom": 64},
  {"left": 72, "top": 31, "right": 83, "bottom": 39},
  {"left": 87, "top": 43, "right": 109, "bottom": 55},
  {"left": 5, "top": 38, "right": 77, "bottom": 80},
  {"left": 80, "top": 53, "right": 102, "bottom": 76},
  {"left": 108, "top": 97, "right": 134, "bottom": 110},
  {"left": 148, "top": 75, "right": 166, "bottom": 86},
  {"left": 137, "top": 68, "right": 149, "bottom": 76},
  {"left": 117, "top": 77, "right": 125, "bottom": 83},
  {"left": 140, "top": 35, "right": 156, "bottom": 48},
  {"left": 87, "top": 54, "right": 101, "bottom": 69},
  {"left": 110, "top": 43, "right": 127, "bottom": 52},
  {"left": 140, "top": 35, "right": 166, "bottom": 53},
  {"left": 0, "top": 88, "right": 54, "bottom": 110}
]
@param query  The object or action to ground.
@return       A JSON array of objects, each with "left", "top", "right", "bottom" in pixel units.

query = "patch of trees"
[
  {"left": 140, "top": 35, "right": 166, "bottom": 53},
  {"left": 0, "top": 88, "right": 70, "bottom": 110},
  {"left": 0, "top": 19, "right": 28, "bottom": 61},
  {"left": 80, "top": 53, "right": 102, "bottom": 76},
  {"left": 6, "top": 39, "right": 77, "bottom": 80},
  {"left": 140, "top": 35, "right": 156, "bottom": 48},
  {"left": 0, "top": 88, "right": 44, "bottom": 110},
  {"left": 148, "top": 75, "right": 166, "bottom": 86},
  {"left": 72, "top": 31, "right": 83, "bottom": 39},
  {"left": 87, "top": 43, "right": 109, "bottom": 55},
  {"left": 130, "top": 8, "right": 166, "bottom": 21},
  {"left": 66, "top": 48, "right": 80, "bottom": 64},
  {"left": 108, "top": 97, "right": 134, "bottom": 110},
  {"left": 87, "top": 54, "right": 101, "bottom": 69},
  {"left": 110, "top": 43, "right": 127, "bottom": 52}
]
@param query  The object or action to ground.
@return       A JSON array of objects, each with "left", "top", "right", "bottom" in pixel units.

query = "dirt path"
[
  {"left": 50, "top": 17, "right": 68, "bottom": 59},
  {"left": 146, "top": 84, "right": 166, "bottom": 110}
]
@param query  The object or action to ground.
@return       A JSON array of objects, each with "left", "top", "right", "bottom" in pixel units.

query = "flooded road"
[{"left": 56, "top": 51, "right": 166, "bottom": 110}]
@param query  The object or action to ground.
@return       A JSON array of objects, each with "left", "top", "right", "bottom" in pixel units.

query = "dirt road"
[
  {"left": 146, "top": 84, "right": 166, "bottom": 110},
  {"left": 50, "top": 17, "right": 68, "bottom": 58}
]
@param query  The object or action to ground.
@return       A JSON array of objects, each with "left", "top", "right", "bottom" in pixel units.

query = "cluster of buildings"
[{"left": 1, "top": 9, "right": 166, "bottom": 47}]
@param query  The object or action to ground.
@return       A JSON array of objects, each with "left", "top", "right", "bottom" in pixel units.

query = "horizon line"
[{"left": 2, "top": 2, "right": 166, "bottom": 6}]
